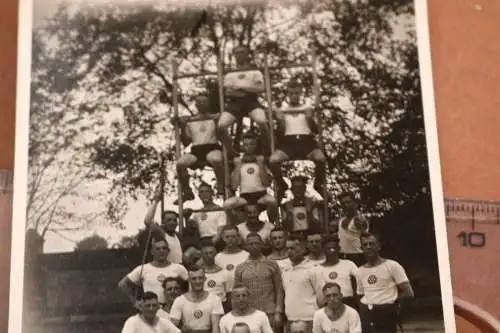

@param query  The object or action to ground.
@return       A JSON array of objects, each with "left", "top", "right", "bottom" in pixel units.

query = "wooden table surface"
[{"left": 1, "top": 0, "right": 500, "bottom": 332}]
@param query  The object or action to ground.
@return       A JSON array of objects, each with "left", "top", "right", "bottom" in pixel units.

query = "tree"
[
  {"left": 32, "top": 1, "right": 437, "bottom": 272},
  {"left": 74, "top": 234, "right": 109, "bottom": 251}
]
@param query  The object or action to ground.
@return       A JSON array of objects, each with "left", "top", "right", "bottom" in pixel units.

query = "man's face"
[
  {"left": 288, "top": 86, "right": 302, "bottom": 106},
  {"left": 361, "top": 235, "right": 380, "bottom": 259},
  {"left": 270, "top": 230, "right": 286, "bottom": 250},
  {"left": 340, "top": 195, "right": 357, "bottom": 214},
  {"left": 164, "top": 281, "right": 182, "bottom": 301},
  {"left": 234, "top": 48, "right": 250, "bottom": 66},
  {"left": 245, "top": 204, "right": 260, "bottom": 222},
  {"left": 307, "top": 234, "right": 323, "bottom": 255},
  {"left": 291, "top": 180, "right": 307, "bottom": 198},
  {"left": 324, "top": 286, "right": 343, "bottom": 309},
  {"left": 246, "top": 235, "right": 263, "bottom": 256},
  {"left": 201, "top": 245, "right": 216, "bottom": 264},
  {"left": 286, "top": 240, "right": 305, "bottom": 263},
  {"left": 151, "top": 240, "right": 169, "bottom": 262},
  {"left": 242, "top": 138, "right": 258, "bottom": 155},
  {"left": 222, "top": 229, "right": 240, "bottom": 248},
  {"left": 142, "top": 298, "right": 160, "bottom": 320},
  {"left": 189, "top": 269, "right": 206, "bottom": 291},
  {"left": 196, "top": 95, "right": 210, "bottom": 113},
  {"left": 162, "top": 213, "right": 178, "bottom": 233},
  {"left": 323, "top": 240, "right": 340, "bottom": 259},
  {"left": 198, "top": 186, "right": 213, "bottom": 204},
  {"left": 231, "top": 287, "right": 249, "bottom": 310}
]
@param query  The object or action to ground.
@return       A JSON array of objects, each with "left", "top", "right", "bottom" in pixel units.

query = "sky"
[{"left": 31, "top": 0, "right": 415, "bottom": 253}]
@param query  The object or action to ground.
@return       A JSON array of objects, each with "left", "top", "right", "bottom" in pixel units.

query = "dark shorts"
[
  {"left": 278, "top": 135, "right": 319, "bottom": 160},
  {"left": 190, "top": 143, "right": 221, "bottom": 167},
  {"left": 240, "top": 191, "right": 267, "bottom": 205},
  {"left": 359, "top": 303, "right": 398, "bottom": 333},
  {"left": 342, "top": 253, "right": 366, "bottom": 267},
  {"left": 226, "top": 94, "right": 264, "bottom": 119}
]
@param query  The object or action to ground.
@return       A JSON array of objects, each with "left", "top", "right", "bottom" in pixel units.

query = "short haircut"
[
  {"left": 232, "top": 283, "right": 249, "bottom": 292},
  {"left": 307, "top": 228, "right": 323, "bottom": 238},
  {"left": 232, "top": 322, "right": 250, "bottom": 333},
  {"left": 338, "top": 192, "right": 354, "bottom": 201},
  {"left": 322, "top": 234, "right": 340, "bottom": 246},
  {"left": 198, "top": 182, "right": 212, "bottom": 190},
  {"left": 200, "top": 238, "right": 216, "bottom": 249},
  {"left": 221, "top": 224, "right": 239, "bottom": 234},
  {"left": 151, "top": 233, "right": 168, "bottom": 245},
  {"left": 270, "top": 227, "right": 286, "bottom": 235},
  {"left": 162, "top": 210, "right": 179, "bottom": 218},
  {"left": 287, "top": 234, "right": 307, "bottom": 246},
  {"left": 162, "top": 276, "right": 182, "bottom": 289},
  {"left": 322, "top": 282, "right": 342, "bottom": 294},
  {"left": 142, "top": 291, "right": 159, "bottom": 301},
  {"left": 287, "top": 79, "right": 302, "bottom": 89},
  {"left": 187, "top": 265, "right": 205, "bottom": 274},
  {"left": 246, "top": 232, "right": 263, "bottom": 243},
  {"left": 290, "top": 175, "right": 309, "bottom": 183},
  {"left": 242, "top": 131, "right": 258, "bottom": 141},
  {"left": 360, "top": 232, "right": 380, "bottom": 243}
]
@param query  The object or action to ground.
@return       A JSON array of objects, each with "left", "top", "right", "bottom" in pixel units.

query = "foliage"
[
  {"left": 31, "top": 0, "right": 435, "bottom": 261},
  {"left": 74, "top": 234, "right": 109, "bottom": 251}
]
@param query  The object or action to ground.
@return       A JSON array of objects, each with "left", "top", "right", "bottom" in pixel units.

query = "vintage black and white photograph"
[{"left": 11, "top": 0, "right": 454, "bottom": 332}]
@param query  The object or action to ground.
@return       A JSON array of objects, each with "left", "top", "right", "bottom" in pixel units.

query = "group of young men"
[
  {"left": 117, "top": 45, "right": 414, "bottom": 333},
  {"left": 118, "top": 187, "right": 414, "bottom": 333}
]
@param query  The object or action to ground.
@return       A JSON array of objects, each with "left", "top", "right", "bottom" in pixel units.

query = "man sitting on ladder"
[
  {"left": 269, "top": 80, "right": 326, "bottom": 201},
  {"left": 172, "top": 91, "right": 225, "bottom": 200},
  {"left": 217, "top": 45, "right": 271, "bottom": 155},
  {"left": 223, "top": 132, "right": 278, "bottom": 224}
]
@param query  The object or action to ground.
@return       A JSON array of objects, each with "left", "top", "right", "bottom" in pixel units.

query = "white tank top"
[
  {"left": 224, "top": 70, "right": 264, "bottom": 92},
  {"left": 240, "top": 162, "right": 265, "bottom": 194},
  {"left": 187, "top": 119, "right": 217, "bottom": 146},
  {"left": 338, "top": 217, "right": 369, "bottom": 254},
  {"left": 282, "top": 106, "right": 312, "bottom": 136}
]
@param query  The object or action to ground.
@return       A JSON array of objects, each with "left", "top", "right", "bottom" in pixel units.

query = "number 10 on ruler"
[{"left": 457, "top": 231, "right": 486, "bottom": 248}]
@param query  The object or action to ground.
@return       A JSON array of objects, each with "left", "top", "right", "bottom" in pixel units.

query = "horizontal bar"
[
  {"left": 268, "top": 61, "right": 312, "bottom": 71},
  {"left": 187, "top": 207, "right": 226, "bottom": 213},
  {"left": 224, "top": 62, "right": 312, "bottom": 74},
  {"left": 174, "top": 71, "right": 218, "bottom": 79},
  {"left": 276, "top": 107, "right": 314, "bottom": 113}
]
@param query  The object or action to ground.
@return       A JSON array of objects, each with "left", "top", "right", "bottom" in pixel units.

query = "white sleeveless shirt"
[
  {"left": 240, "top": 162, "right": 265, "bottom": 193},
  {"left": 338, "top": 217, "right": 369, "bottom": 254},
  {"left": 186, "top": 119, "right": 217, "bottom": 146},
  {"left": 224, "top": 70, "right": 264, "bottom": 92},
  {"left": 281, "top": 105, "right": 312, "bottom": 136}
]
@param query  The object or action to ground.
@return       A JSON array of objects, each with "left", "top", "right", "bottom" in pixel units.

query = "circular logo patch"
[
  {"left": 200, "top": 212, "right": 208, "bottom": 221},
  {"left": 193, "top": 310, "right": 204, "bottom": 319},
  {"left": 199, "top": 124, "right": 207, "bottom": 132},
  {"left": 207, "top": 280, "right": 216, "bottom": 288},
  {"left": 246, "top": 167, "right": 255, "bottom": 174},
  {"left": 295, "top": 212, "right": 306, "bottom": 220},
  {"left": 328, "top": 271, "right": 338, "bottom": 280},
  {"left": 367, "top": 275, "right": 378, "bottom": 285},
  {"left": 226, "top": 264, "right": 234, "bottom": 271},
  {"left": 238, "top": 74, "right": 246, "bottom": 79},
  {"left": 157, "top": 274, "right": 167, "bottom": 283}
]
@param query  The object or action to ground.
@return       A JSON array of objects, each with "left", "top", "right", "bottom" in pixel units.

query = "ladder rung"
[
  {"left": 174, "top": 71, "right": 218, "bottom": 79},
  {"left": 224, "top": 67, "right": 261, "bottom": 74},
  {"left": 269, "top": 61, "right": 312, "bottom": 71},
  {"left": 277, "top": 107, "right": 313, "bottom": 113},
  {"left": 189, "top": 207, "right": 226, "bottom": 213}
]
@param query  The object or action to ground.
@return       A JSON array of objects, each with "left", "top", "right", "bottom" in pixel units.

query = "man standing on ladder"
[
  {"left": 173, "top": 92, "right": 225, "bottom": 200},
  {"left": 217, "top": 45, "right": 271, "bottom": 156},
  {"left": 269, "top": 80, "right": 326, "bottom": 201}
]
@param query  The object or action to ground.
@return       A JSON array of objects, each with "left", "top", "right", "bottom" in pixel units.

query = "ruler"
[{"left": 445, "top": 198, "right": 500, "bottom": 327}]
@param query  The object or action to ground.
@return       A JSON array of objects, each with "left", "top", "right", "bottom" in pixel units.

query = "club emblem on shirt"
[
  {"left": 295, "top": 212, "right": 306, "bottom": 220},
  {"left": 330, "top": 329, "right": 341, "bottom": 333},
  {"left": 367, "top": 274, "right": 378, "bottom": 285},
  {"left": 200, "top": 212, "right": 208, "bottom": 221},
  {"left": 246, "top": 167, "right": 255, "bottom": 174},
  {"left": 157, "top": 274, "right": 167, "bottom": 283},
  {"left": 199, "top": 124, "right": 207, "bottom": 132},
  {"left": 238, "top": 73, "right": 246, "bottom": 79},
  {"left": 226, "top": 264, "right": 234, "bottom": 271},
  {"left": 193, "top": 309, "right": 204, "bottom": 319},
  {"left": 207, "top": 280, "right": 216, "bottom": 288},
  {"left": 328, "top": 271, "right": 338, "bottom": 280}
]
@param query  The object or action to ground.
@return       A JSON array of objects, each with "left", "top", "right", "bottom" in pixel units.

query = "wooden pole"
[
  {"left": 160, "top": 153, "right": 166, "bottom": 215},
  {"left": 172, "top": 61, "right": 184, "bottom": 236},
  {"left": 217, "top": 52, "right": 231, "bottom": 200},
  {"left": 312, "top": 48, "right": 329, "bottom": 230}
]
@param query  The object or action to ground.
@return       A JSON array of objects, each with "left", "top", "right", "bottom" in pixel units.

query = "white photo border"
[{"left": 9, "top": 0, "right": 457, "bottom": 332}]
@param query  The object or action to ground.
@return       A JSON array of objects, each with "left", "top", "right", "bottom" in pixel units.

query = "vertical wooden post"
[
  {"left": 312, "top": 47, "right": 329, "bottom": 230},
  {"left": 160, "top": 153, "right": 165, "bottom": 216},
  {"left": 217, "top": 52, "right": 231, "bottom": 200},
  {"left": 172, "top": 61, "right": 184, "bottom": 237}
]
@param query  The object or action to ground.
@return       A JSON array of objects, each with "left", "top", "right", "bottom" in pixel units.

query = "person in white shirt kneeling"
[{"left": 312, "top": 282, "right": 361, "bottom": 333}]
